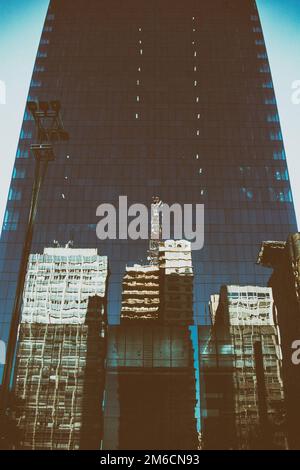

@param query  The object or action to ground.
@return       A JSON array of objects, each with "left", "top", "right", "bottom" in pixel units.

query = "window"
[
  {"left": 13, "top": 167, "right": 26, "bottom": 179},
  {"left": 40, "top": 38, "right": 50, "bottom": 45},
  {"left": 24, "top": 111, "right": 33, "bottom": 121},
  {"left": 20, "top": 130, "right": 32, "bottom": 139},
  {"left": 37, "top": 51, "right": 47, "bottom": 58},
  {"left": 31, "top": 80, "right": 42, "bottom": 88},
  {"left": 273, "top": 149, "right": 286, "bottom": 160},
  {"left": 16, "top": 148, "right": 29, "bottom": 158},
  {"left": 8, "top": 188, "right": 21, "bottom": 201},
  {"left": 270, "top": 131, "right": 283, "bottom": 141},
  {"left": 255, "top": 39, "right": 264, "bottom": 45},
  {"left": 262, "top": 81, "right": 273, "bottom": 89},
  {"left": 264, "top": 96, "right": 276, "bottom": 105},
  {"left": 269, "top": 188, "right": 292, "bottom": 203},
  {"left": 241, "top": 188, "right": 254, "bottom": 201},
  {"left": 274, "top": 170, "right": 288, "bottom": 181},
  {"left": 3, "top": 209, "right": 20, "bottom": 231},
  {"left": 34, "top": 65, "right": 45, "bottom": 72},
  {"left": 259, "top": 64, "right": 270, "bottom": 73},
  {"left": 267, "top": 114, "right": 279, "bottom": 123},
  {"left": 239, "top": 166, "right": 251, "bottom": 176}
]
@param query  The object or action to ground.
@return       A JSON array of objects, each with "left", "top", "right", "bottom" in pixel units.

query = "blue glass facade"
[{"left": 0, "top": 0, "right": 297, "bottom": 384}]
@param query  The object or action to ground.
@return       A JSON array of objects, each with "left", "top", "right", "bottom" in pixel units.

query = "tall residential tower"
[{"left": 14, "top": 247, "right": 109, "bottom": 449}]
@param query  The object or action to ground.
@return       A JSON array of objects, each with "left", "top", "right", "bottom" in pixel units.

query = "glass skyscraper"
[{"left": 0, "top": 0, "right": 297, "bottom": 389}]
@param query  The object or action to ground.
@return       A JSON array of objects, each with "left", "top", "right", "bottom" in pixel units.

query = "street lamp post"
[{"left": 0, "top": 101, "right": 68, "bottom": 433}]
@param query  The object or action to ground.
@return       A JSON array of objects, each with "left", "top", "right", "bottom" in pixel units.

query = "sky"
[
  {"left": 0, "top": 0, "right": 49, "bottom": 228},
  {"left": 0, "top": 0, "right": 299, "bottom": 228}
]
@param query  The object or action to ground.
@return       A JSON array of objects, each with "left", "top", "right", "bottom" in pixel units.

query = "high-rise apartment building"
[
  {"left": 199, "top": 285, "right": 287, "bottom": 450},
  {"left": 0, "top": 0, "right": 297, "bottom": 368},
  {"left": 120, "top": 239, "right": 193, "bottom": 324},
  {"left": 14, "top": 247, "right": 109, "bottom": 449},
  {"left": 257, "top": 233, "right": 300, "bottom": 449},
  {"left": 121, "top": 264, "right": 160, "bottom": 322},
  {"left": 21, "top": 246, "right": 108, "bottom": 324},
  {"left": 159, "top": 240, "right": 194, "bottom": 325}
]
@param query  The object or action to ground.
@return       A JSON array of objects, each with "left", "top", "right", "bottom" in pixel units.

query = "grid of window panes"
[{"left": 0, "top": 0, "right": 297, "bottom": 380}]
